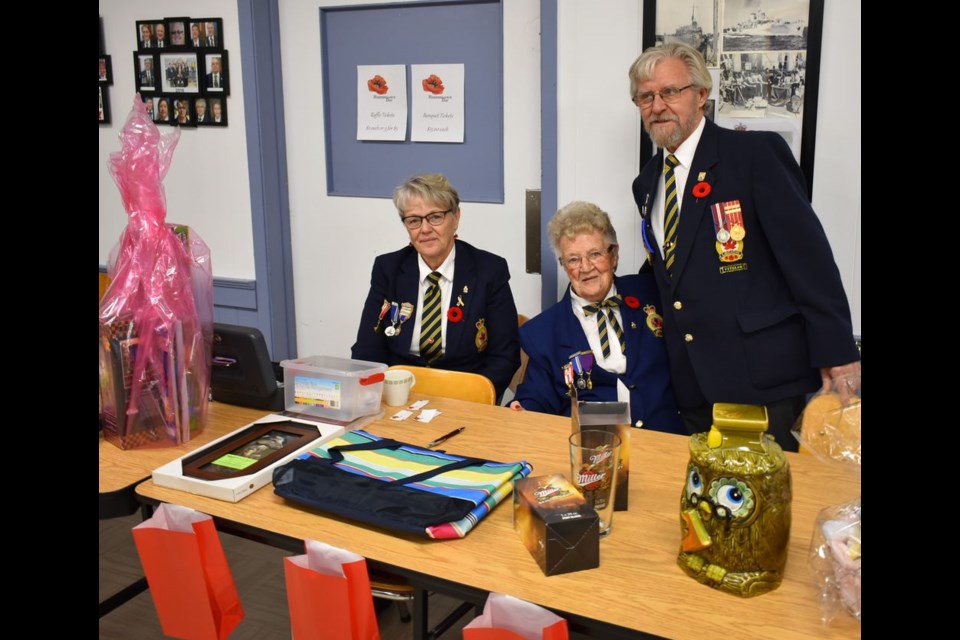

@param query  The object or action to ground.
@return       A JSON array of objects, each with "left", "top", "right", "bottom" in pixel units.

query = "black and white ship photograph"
[
  {"left": 722, "top": 0, "right": 808, "bottom": 52},
  {"left": 656, "top": 0, "right": 719, "bottom": 66}
]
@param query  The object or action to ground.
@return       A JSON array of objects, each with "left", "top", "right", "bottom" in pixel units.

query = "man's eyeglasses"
[
  {"left": 401, "top": 209, "right": 452, "bottom": 230},
  {"left": 559, "top": 245, "right": 615, "bottom": 269},
  {"left": 632, "top": 84, "right": 694, "bottom": 107}
]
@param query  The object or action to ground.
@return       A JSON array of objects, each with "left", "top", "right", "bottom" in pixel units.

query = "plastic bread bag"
[
  {"left": 793, "top": 370, "right": 861, "bottom": 622},
  {"left": 99, "top": 95, "right": 213, "bottom": 449},
  {"left": 809, "top": 498, "right": 861, "bottom": 622},
  {"left": 793, "top": 370, "right": 861, "bottom": 466}
]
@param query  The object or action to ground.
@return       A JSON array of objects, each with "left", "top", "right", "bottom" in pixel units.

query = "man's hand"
[{"left": 820, "top": 361, "right": 861, "bottom": 403}]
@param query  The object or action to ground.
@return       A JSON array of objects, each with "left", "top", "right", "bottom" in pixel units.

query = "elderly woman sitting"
[
  {"left": 511, "top": 201, "right": 682, "bottom": 433},
  {"left": 351, "top": 174, "right": 520, "bottom": 400}
]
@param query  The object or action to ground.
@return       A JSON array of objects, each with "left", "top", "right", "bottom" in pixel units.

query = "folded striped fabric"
[{"left": 274, "top": 429, "right": 532, "bottom": 539}]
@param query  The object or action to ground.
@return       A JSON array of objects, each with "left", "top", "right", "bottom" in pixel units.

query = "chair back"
[
  {"left": 507, "top": 314, "right": 530, "bottom": 398},
  {"left": 388, "top": 365, "right": 496, "bottom": 405}
]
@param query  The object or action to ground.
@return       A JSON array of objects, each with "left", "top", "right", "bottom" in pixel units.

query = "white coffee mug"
[{"left": 383, "top": 369, "right": 417, "bottom": 406}]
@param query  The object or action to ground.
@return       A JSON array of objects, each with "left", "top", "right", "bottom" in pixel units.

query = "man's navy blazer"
[
  {"left": 351, "top": 240, "right": 520, "bottom": 400},
  {"left": 514, "top": 274, "right": 683, "bottom": 434},
  {"left": 632, "top": 119, "right": 859, "bottom": 409}
]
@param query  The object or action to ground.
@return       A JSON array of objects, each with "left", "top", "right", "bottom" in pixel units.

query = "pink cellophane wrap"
[{"left": 99, "top": 95, "right": 213, "bottom": 449}]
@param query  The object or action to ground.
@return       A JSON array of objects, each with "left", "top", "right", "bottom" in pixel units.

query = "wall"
[
  {"left": 278, "top": 0, "right": 542, "bottom": 359},
  {"left": 98, "top": 0, "right": 255, "bottom": 281},
  {"left": 556, "top": 0, "right": 861, "bottom": 335}
]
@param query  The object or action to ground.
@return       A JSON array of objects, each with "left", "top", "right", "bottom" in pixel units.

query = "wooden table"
[{"left": 136, "top": 396, "right": 861, "bottom": 639}]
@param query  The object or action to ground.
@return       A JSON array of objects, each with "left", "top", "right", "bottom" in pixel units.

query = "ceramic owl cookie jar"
[{"left": 678, "top": 403, "right": 792, "bottom": 597}]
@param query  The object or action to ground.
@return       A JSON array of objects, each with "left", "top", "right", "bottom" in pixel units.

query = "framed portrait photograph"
[
  {"left": 194, "top": 17, "right": 224, "bottom": 48},
  {"left": 171, "top": 96, "right": 196, "bottom": 127},
  {"left": 181, "top": 421, "right": 320, "bottom": 481},
  {"left": 200, "top": 96, "right": 227, "bottom": 126},
  {"left": 160, "top": 52, "right": 200, "bottom": 93},
  {"left": 642, "top": 0, "right": 823, "bottom": 195},
  {"left": 98, "top": 55, "right": 112, "bottom": 85},
  {"left": 165, "top": 17, "right": 189, "bottom": 48},
  {"left": 133, "top": 52, "right": 158, "bottom": 93},
  {"left": 152, "top": 96, "right": 172, "bottom": 125},
  {"left": 99, "top": 86, "right": 110, "bottom": 124},
  {"left": 136, "top": 20, "right": 156, "bottom": 51},
  {"left": 201, "top": 50, "right": 229, "bottom": 94},
  {"left": 141, "top": 94, "right": 155, "bottom": 121}
]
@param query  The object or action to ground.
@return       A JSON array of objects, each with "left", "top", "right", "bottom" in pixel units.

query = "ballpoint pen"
[{"left": 427, "top": 426, "right": 465, "bottom": 448}]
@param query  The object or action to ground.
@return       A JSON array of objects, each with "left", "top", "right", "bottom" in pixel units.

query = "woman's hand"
[{"left": 509, "top": 401, "right": 524, "bottom": 411}]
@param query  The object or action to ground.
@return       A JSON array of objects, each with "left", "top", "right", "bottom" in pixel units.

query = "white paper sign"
[
  {"left": 357, "top": 64, "right": 407, "bottom": 141},
  {"left": 411, "top": 63, "right": 464, "bottom": 143}
]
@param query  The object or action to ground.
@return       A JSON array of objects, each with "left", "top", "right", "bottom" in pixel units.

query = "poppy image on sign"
[
  {"left": 367, "top": 75, "right": 388, "bottom": 95},
  {"left": 422, "top": 74, "right": 444, "bottom": 95}
]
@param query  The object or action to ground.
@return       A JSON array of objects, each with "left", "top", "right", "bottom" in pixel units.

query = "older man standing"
[{"left": 629, "top": 43, "right": 859, "bottom": 450}]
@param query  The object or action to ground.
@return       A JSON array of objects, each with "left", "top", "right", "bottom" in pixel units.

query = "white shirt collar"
[
  {"left": 417, "top": 245, "right": 456, "bottom": 285},
  {"left": 570, "top": 282, "right": 619, "bottom": 318},
  {"left": 666, "top": 116, "right": 706, "bottom": 168}
]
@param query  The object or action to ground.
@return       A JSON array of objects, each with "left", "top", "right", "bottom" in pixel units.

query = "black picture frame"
[
  {"left": 181, "top": 420, "right": 320, "bottom": 481},
  {"left": 159, "top": 51, "right": 200, "bottom": 94},
  {"left": 194, "top": 17, "right": 224, "bottom": 48},
  {"left": 99, "top": 86, "right": 110, "bottom": 124},
  {"left": 152, "top": 95, "right": 173, "bottom": 125},
  {"left": 165, "top": 16, "right": 190, "bottom": 49},
  {"left": 640, "top": 0, "right": 823, "bottom": 197},
  {"left": 171, "top": 96, "right": 196, "bottom": 128},
  {"left": 135, "top": 20, "right": 156, "bottom": 51},
  {"left": 200, "top": 50, "right": 229, "bottom": 95},
  {"left": 200, "top": 95, "right": 227, "bottom": 127},
  {"left": 133, "top": 52, "right": 158, "bottom": 93},
  {"left": 98, "top": 55, "right": 112, "bottom": 85}
]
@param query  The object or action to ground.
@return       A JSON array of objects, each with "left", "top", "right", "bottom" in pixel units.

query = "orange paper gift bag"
[
  {"left": 463, "top": 593, "right": 568, "bottom": 640},
  {"left": 284, "top": 540, "right": 380, "bottom": 640},
  {"left": 132, "top": 504, "right": 244, "bottom": 640}
]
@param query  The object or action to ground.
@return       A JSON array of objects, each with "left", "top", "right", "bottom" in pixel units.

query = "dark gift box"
[
  {"left": 572, "top": 399, "right": 631, "bottom": 511},
  {"left": 514, "top": 474, "right": 599, "bottom": 576}
]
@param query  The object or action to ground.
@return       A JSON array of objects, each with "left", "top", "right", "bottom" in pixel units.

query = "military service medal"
[{"left": 374, "top": 299, "right": 390, "bottom": 332}]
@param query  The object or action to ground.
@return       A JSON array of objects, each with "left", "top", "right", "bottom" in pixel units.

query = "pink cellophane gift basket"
[{"left": 99, "top": 95, "right": 213, "bottom": 449}]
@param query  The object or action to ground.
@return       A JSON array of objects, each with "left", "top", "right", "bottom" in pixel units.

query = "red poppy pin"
[
  {"left": 447, "top": 307, "right": 463, "bottom": 323},
  {"left": 623, "top": 296, "right": 640, "bottom": 309},
  {"left": 692, "top": 181, "right": 712, "bottom": 199}
]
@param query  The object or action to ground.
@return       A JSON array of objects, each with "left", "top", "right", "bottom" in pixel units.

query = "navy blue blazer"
[
  {"left": 632, "top": 119, "right": 859, "bottom": 409},
  {"left": 514, "top": 274, "right": 683, "bottom": 434},
  {"left": 351, "top": 240, "right": 520, "bottom": 400}
]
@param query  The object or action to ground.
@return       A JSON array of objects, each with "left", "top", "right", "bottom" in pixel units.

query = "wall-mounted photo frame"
[
  {"left": 136, "top": 20, "right": 156, "bottom": 51},
  {"left": 153, "top": 96, "right": 172, "bottom": 125},
  {"left": 133, "top": 52, "right": 158, "bottom": 93},
  {"left": 194, "top": 17, "right": 223, "bottom": 48},
  {"left": 200, "top": 96, "right": 228, "bottom": 127},
  {"left": 99, "top": 55, "right": 112, "bottom": 85},
  {"left": 201, "top": 50, "right": 229, "bottom": 94},
  {"left": 160, "top": 52, "right": 200, "bottom": 93},
  {"left": 171, "top": 96, "right": 196, "bottom": 127},
  {"left": 165, "top": 16, "right": 189, "bottom": 49},
  {"left": 99, "top": 86, "right": 110, "bottom": 124},
  {"left": 141, "top": 94, "right": 155, "bottom": 120},
  {"left": 641, "top": 0, "right": 823, "bottom": 196}
]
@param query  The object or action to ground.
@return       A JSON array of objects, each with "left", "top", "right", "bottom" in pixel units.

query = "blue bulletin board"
[{"left": 320, "top": 0, "right": 504, "bottom": 202}]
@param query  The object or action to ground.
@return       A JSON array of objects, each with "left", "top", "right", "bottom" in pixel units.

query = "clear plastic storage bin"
[{"left": 280, "top": 356, "right": 386, "bottom": 422}]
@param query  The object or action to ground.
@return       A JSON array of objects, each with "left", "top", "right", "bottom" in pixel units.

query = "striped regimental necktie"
[
  {"left": 663, "top": 153, "right": 680, "bottom": 273},
  {"left": 582, "top": 296, "right": 625, "bottom": 359},
  {"left": 420, "top": 272, "right": 443, "bottom": 362}
]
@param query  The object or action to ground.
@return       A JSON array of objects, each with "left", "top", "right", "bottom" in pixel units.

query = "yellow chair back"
[{"left": 387, "top": 365, "right": 496, "bottom": 405}]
